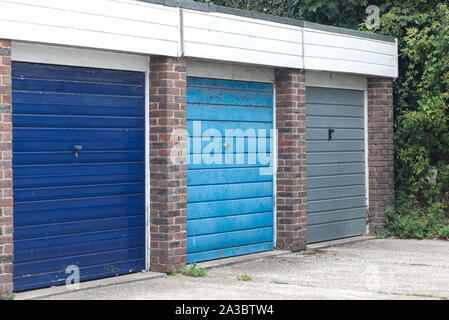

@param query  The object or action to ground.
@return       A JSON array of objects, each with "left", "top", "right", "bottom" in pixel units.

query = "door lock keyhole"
[
  {"left": 328, "top": 128, "right": 335, "bottom": 141},
  {"left": 74, "top": 145, "right": 83, "bottom": 158}
]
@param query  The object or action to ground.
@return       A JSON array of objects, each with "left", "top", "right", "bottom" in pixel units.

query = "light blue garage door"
[
  {"left": 186, "top": 77, "right": 274, "bottom": 263},
  {"left": 306, "top": 87, "right": 367, "bottom": 244},
  {"left": 12, "top": 62, "right": 146, "bottom": 291}
]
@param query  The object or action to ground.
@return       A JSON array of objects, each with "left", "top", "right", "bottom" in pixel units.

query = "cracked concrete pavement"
[{"left": 18, "top": 238, "right": 449, "bottom": 300}]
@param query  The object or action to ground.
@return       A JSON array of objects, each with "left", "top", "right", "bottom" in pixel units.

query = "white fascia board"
[
  {"left": 11, "top": 41, "right": 150, "bottom": 72},
  {"left": 0, "top": 0, "right": 399, "bottom": 78}
]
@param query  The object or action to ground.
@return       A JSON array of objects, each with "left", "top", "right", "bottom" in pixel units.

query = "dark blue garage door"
[
  {"left": 186, "top": 77, "right": 274, "bottom": 263},
  {"left": 12, "top": 62, "right": 146, "bottom": 291}
]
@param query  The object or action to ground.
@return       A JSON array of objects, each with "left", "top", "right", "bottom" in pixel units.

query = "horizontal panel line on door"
[
  {"left": 14, "top": 160, "right": 145, "bottom": 168},
  {"left": 12, "top": 81, "right": 145, "bottom": 97},
  {"left": 13, "top": 113, "right": 144, "bottom": 120},
  {"left": 14, "top": 222, "right": 146, "bottom": 242},
  {"left": 187, "top": 82, "right": 273, "bottom": 92},
  {"left": 12, "top": 76, "right": 146, "bottom": 88},
  {"left": 307, "top": 170, "right": 365, "bottom": 177},
  {"left": 14, "top": 227, "right": 145, "bottom": 249},
  {"left": 188, "top": 180, "right": 273, "bottom": 188},
  {"left": 307, "top": 217, "right": 366, "bottom": 228},
  {"left": 306, "top": 127, "right": 364, "bottom": 131},
  {"left": 14, "top": 192, "right": 145, "bottom": 203},
  {"left": 13, "top": 160, "right": 145, "bottom": 166},
  {"left": 14, "top": 255, "right": 146, "bottom": 277},
  {"left": 14, "top": 238, "right": 146, "bottom": 263},
  {"left": 14, "top": 148, "right": 144, "bottom": 153},
  {"left": 188, "top": 223, "right": 273, "bottom": 238},
  {"left": 307, "top": 209, "right": 366, "bottom": 226},
  {"left": 306, "top": 101, "right": 364, "bottom": 107},
  {"left": 13, "top": 247, "right": 145, "bottom": 276},
  {"left": 186, "top": 102, "right": 272, "bottom": 108},
  {"left": 187, "top": 209, "right": 273, "bottom": 221},
  {"left": 187, "top": 86, "right": 273, "bottom": 94},
  {"left": 14, "top": 178, "right": 145, "bottom": 189},
  {"left": 13, "top": 112, "right": 145, "bottom": 118},
  {"left": 188, "top": 240, "right": 273, "bottom": 255},
  {"left": 14, "top": 182, "right": 145, "bottom": 197},
  {"left": 188, "top": 195, "right": 273, "bottom": 205},
  {"left": 14, "top": 211, "right": 145, "bottom": 229},
  {"left": 14, "top": 215, "right": 145, "bottom": 239},
  {"left": 307, "top": 183, "right": 365, "bottom": 191},
  {"left": 12, "top": 64, "right": 146, "bottom": 84},
  {"left": 13, "top": 159, "right": 144, "bottom": 166},
  {"left": 305, "top": 114, "right": 364, "bottom": 119},
  {"left": 14, "top": 192, "right": 144, "bottom": 205},
  {"left": 307, "top": 204, "right": 367, "bottom": 214},
  {"left": 307, "top": 161, "right": 365, "bottom": 166},
  {"left": 306, "top": 151, "right": 364, "bottom": 155},
  {"left": 13, "top": 89, "right": 144, "bottom": 99}
]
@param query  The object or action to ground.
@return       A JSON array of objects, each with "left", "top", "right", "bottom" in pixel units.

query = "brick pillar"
[
  {"left": 367, "top": 77, "right": 394, "bottom": 231},
  {"left": 275, "top": 69, "right": 307, "bottom": 251},
  {"left": 0, "top": 39, "right": 13, "bottom": 295},
  {"left": 149, "top": 56, "right": 187, "bottom": 273}
]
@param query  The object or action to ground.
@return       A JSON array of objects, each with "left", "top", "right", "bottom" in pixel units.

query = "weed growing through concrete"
[
  {"left": 378, "top": 291, "right": 447, "bottom": 300},
  {"left": 272, "top": 279, "right": 289, "bottom": 285},
  {"left": 168, "top": 265, "right": 179, "bottom": 276},
  {"left": 181, "top": 263, "right": 207, "bottom": 277},
  {"left": 237, "top": 274, "right": 252, "bottom": 281},
  {"left": 1, "top": 294, "right": 15, "bottom": 300}
]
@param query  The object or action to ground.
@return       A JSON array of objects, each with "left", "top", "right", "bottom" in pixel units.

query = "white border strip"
[
  {"left": 306, "top": 70, "right": 367, "bottom": 91},
  {"left": 145, "top": 64, "right": 151, "bottom": 270},
  {"left": 364, "top": 90, "right": 370, "bottom": 234},
  {"left": 11, "top": 41, "right": 150, "bottom": 72},
  {"left": 11, "top": 41, "right": 152, "bottom": 270},
  {"left": 272, "top": 84, "right": 277, "bottom": 248},
  {"left": 186, "top": 58, "right": 274, "bottom": 83}
]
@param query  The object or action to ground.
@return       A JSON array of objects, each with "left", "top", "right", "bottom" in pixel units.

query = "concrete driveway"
[{"left": 17, "top": 238, "right": 449, "bottom": 300}]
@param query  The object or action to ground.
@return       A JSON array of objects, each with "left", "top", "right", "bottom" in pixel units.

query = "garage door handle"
[
  {"left": 74, "top": 145, "right": 83, "bottom": 158},
  {"left": 223, "top": 142, "right": 231, "bottom": 149},
  {"left": 328, "top": 129, "right": 335, "bottom": 141}
]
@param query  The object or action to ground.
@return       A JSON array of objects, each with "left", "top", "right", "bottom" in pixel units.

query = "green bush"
[
  {"left": 379, "top": 3, "right": 449, "bottom": 239},
  {"left": 439, "top": 225, "right": 449, "bottom": 240},
  {"left": 385, "top": 198, "right": 448, "bottom": 239},
  {"left": 181, "top": 263, "right": 207, "bottom": 277}
]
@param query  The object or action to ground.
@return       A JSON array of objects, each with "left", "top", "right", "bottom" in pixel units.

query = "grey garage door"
[{"left": 306, "top": 87, "right": 367, "bottom": 244}]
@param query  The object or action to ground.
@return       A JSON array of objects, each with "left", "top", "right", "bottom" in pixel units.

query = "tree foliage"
[
  {"left": 196, "top": 0, "right": 369, "bottom": 29},
  {"left": 194, "top": 0, "right": 449, "bottom": 239}
]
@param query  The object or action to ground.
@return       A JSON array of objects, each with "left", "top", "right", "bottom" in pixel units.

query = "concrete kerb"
[
  {"left": 306, "top": 236, "right": 376, "bottom": 251},
  {"left": 15, "top": 271, "right": 166, "bottom": 300}
]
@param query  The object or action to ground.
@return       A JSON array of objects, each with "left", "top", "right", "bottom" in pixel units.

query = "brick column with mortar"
[
  {"left": 367, "top": 77, "right": 394, "bottom": 231},
  {"left": 275, "top": 68, "right": 307, "bottom": 251},
  {"left": 149, "top": 56, "right": 187, "bottom": 273},
  {"left": 0, "top": 39, "right": 13, "bottom": 295}
]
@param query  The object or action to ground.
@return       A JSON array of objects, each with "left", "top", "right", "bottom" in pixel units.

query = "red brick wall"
[
  {"left": 275, "top": 69, "right": 307, "bottom": 251},
  {"left": 0, "top": 39, "right": 13, "bottom": 295},
  {"left": 149, "top": 56, "right": 187, "bottom": 273},
  {"left": 367, "top": 77, "right": 394, "bottom": 231}
]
